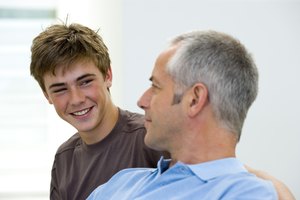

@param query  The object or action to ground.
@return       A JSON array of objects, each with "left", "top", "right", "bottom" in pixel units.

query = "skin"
[
  {"left": 43, "top": 60, "right": 118, "bottom": 145},
  {"left": 137, "top": 44, "right": 236, "bottom": 167},
  {"left": 138, "top": 45, "right": 183, "bottom": 153}
]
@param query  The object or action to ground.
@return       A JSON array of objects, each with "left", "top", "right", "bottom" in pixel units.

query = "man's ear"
[
  {"left": 43, "top": 91, "right": 53, "bottom": 104},
  {"left": 186, "top": 83, "right": 208, "bottom": 117}
]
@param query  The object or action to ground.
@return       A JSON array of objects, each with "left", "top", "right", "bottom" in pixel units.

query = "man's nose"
[{"left": 137, "top": 88, "right": 151, "bottom": 110}]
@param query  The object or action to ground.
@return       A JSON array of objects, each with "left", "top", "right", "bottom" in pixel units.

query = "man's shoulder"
[
  {"left": 87, "top": 167, "right": 156, "bottom": 199},
  {"left": 220, "top": 172, "right": 278, "bottom": 199},
  {"left": 107, "top": 166, "right": 156, "bottom": 184}
]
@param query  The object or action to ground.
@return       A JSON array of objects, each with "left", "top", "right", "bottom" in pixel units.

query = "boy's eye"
[
  {"left": 52, "top": 88, "right": 67, "bottom": 93},
  {"left": 80, "top": 79, "right": 93, "bottom": 86}
]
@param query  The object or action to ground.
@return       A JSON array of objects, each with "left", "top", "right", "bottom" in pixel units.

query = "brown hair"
[{"left": 30, "top": 23, "right": 111, "bottom": 91}]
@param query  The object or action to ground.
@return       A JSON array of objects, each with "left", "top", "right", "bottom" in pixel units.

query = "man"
[
  {"left": 30, "top": 23, "right": 167, "bottom": 199},
  {"left": 87, "top": 30, "right": 295, "bottom": 199}
]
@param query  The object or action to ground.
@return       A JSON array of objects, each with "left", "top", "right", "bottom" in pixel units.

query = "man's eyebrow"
[
  {"left": 149, "top": 76, "right": 160, "bottom": 84},
  {"left": 149, "top": 76, "right": 158, "bottom": 82},
  {"left": 48, "top": 74, "right": 96, "bottom": 90}
]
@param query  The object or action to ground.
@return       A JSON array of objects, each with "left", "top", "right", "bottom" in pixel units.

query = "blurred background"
[{"left": 0, "top": 0, "right": 299, "bottom": 199}]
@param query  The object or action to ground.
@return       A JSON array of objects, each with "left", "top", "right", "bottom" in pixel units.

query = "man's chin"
[{"left": 145, "top": 136, "right": 162, "bottom": 151}]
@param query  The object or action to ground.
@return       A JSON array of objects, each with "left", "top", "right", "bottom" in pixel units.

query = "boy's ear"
[
  {"left": 43, "top": 91, "right": 53, "bottom": 104},
  {"left": 186, "top": 83, "right": 208, "bottom": 117},
  {"left": 105, "top": 67, "right": 113, "bottom": 88}
]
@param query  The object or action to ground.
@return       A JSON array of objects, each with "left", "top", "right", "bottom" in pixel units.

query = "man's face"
[
  {"left": 43, "top": 60, "right": 113, "bottom": 133},
  {"left": 137, "top": 45, "right": 185, "bottom": 151}
]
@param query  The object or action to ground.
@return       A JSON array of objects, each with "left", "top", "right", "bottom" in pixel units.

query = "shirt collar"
[
  {"left": 156, "top": 157, "right": 247, "bottom": 181},
  {"left": 187, "top": 157, "right": 247, "bottom": 181},
  {"left": 157, "top": 157, "right": 172, "bottom": 174}
]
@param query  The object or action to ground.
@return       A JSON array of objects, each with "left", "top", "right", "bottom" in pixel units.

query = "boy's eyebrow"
[
  {"left": 48, "top": 82, "right": 65, "bottom": 90},
  {"left": 76, "top": 73, "right": 96, "bottom": 81},
  {"left": 48, "top": 73, "right": 96, "bottom": 90}
]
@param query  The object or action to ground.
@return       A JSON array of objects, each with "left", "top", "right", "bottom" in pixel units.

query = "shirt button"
[{"left": 179, "top": 167, "right": 186, "bottom": 172}]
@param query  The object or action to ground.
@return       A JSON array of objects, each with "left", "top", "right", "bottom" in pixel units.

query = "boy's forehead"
[
  {"left": 43, "top": 61, "right": 102, "bottom": 83},
  {"left": 51, "top": 60, "right": 98, "bottom": 76}
]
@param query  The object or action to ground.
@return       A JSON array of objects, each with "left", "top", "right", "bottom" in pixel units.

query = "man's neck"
[{"left": 169, "top": 130, "right": 237, "bottom": 167}]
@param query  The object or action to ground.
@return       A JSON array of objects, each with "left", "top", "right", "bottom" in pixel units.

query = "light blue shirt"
[{"left": 87, "top": 157, "right": 277, "bottom": 200}]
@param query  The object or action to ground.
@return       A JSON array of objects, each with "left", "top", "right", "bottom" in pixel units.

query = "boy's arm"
[{"left": 245, "top": 165, "right": 295, "bottom": 200}]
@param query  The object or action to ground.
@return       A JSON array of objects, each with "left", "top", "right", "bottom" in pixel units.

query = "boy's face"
[{"left": 43, "top": 60, "right": 113, "bottom": 134}]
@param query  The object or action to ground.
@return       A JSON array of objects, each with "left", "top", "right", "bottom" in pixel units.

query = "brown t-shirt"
[{"left": 50, "top": 109, "right": 167, "bottom": 200}]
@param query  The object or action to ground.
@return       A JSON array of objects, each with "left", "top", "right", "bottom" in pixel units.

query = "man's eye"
[{"left": 151, "top": 83, "right": 159, "bottom": 89}]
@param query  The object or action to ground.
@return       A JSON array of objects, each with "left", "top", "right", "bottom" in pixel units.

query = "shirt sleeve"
[
  {"left": 50, "top": 159, "right": 59, "bottom": 200},
  {"left": 222, "top": 178, "right": 278, "bottom": 200}
]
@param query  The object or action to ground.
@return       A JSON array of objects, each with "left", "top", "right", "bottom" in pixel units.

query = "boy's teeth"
[{"left": 73, "top": 108, "right": 89, "bottom": 116}]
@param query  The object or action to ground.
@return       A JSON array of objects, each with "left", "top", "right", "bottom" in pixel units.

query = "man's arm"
[{"left": 245, "top": 165, "right": 295, "bottom": 200}]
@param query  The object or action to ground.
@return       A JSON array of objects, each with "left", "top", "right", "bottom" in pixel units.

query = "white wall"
[
  {"left": 122, "top": 0, "right": 300, "bottom": 198},
  {"left": 3, "top": 0, "right": 296, "bottom": 198}
]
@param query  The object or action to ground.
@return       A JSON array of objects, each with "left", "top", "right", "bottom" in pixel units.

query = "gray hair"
[{"left": 167, "top": 30, "right": 258, "bottom": 141}]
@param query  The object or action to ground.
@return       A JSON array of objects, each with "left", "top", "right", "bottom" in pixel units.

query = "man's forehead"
[
  {"left": 152, "top": 45, "right": 178, "bottom": 79},
  {"left": 156, "top": 45, "right": 178, "bottom": 64}
]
